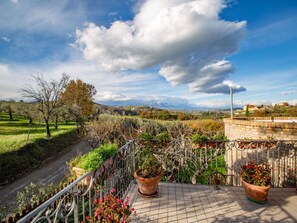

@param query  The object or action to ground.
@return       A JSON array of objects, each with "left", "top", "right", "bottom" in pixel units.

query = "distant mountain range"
[{"left": 97, "top": 100, "right": 242, "bottom": 111}]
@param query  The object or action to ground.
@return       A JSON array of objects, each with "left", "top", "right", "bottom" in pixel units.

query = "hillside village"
[{"left": 235, "top": 101, "right": 297, "bottom": 116}]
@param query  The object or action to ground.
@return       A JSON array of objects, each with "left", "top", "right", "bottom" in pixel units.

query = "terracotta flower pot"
[
  {"left": 242, "top": 180, "right": 271, "bottom": 204},
  {"left": 72, "top": 167, "right": 91, "bottom": 186},
  {"left": 134, "top": 169, "right": 162, "bottom": 198}
]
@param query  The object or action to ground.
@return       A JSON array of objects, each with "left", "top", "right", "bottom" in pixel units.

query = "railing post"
[{"left": 73, "top": 193, "right": 79, "bottom": 223}]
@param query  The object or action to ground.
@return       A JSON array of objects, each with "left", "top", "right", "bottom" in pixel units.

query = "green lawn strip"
[
  {"left": 0, "top": 114, "right": 76, "bottom": 154},
  {"left": 0, "top": 114, "right": 79, "bottom": 185}
]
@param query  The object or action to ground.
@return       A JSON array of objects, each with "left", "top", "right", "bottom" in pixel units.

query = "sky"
[{"left": 0, "top": 0, "right": 297, "bottom": 109}]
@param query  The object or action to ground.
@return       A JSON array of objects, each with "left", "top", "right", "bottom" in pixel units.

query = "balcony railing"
[{"left": 13, "top": 140, "right": 297, "bottom": 223}]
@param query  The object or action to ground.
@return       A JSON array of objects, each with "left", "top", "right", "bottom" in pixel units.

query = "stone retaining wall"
[{"left": 224, "top": 118, "right": 297, "bottom": 140}]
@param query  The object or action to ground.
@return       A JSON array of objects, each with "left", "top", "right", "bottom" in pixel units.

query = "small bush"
[
  {"left": 211, "top": 133, "right": 228, "bottom": 141},
  {"left": 155, "top": 132, "right": 169, "bottom": 143},
  {"left": 74, "top": 144, "right": 118, "bottom": 172},
  {"left": 191, "top": 134, "right": 208, "bottom": 144}
]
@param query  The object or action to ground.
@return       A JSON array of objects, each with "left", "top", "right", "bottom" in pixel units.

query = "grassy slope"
[
  {"left": 0, "top": 114, "right": 79, "bottom": 184},
  {"left": 0, "top": 114, "right": 75, "bottom": 154}
]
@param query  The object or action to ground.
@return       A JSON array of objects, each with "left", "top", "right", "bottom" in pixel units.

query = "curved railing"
[
  {"left": 13, "top": 139, "right": 297, "bottom": 223},
  {"left": 17, "top": 140, "right": 138, "bottom": 223}
]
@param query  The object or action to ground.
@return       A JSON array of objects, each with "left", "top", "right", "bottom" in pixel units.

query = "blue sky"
[{"left": 0, "top": 0, "right": 296, "bottom": 109}]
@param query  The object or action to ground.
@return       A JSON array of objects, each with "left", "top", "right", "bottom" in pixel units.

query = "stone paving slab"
[{"left": 128, "top": 182, "right": 297, "bottom": 223}]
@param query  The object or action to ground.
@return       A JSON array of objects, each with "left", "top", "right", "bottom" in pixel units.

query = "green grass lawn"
[{"left": 0, "top": 114, "right": 76, "bottom": 154}]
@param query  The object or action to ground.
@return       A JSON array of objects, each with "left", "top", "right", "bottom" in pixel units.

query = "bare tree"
[{"left": 21, "top": 74, "right": 70, "bottom": 138}]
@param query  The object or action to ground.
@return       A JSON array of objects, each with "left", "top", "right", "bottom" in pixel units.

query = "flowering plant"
[
  {"left": 86, "top": 188, "right": 135, "bottom": 223},
  {"left": 240, "top": 161, "right": 271, "bottom": 186}
]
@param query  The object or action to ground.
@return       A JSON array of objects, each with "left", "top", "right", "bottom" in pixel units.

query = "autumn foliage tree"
[{"left": 61, "top": 79, "right": 96, "bottom": 129}]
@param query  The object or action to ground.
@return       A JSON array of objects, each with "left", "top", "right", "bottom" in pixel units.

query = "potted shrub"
[
  {"left": 69, "top": 144, "right": 118, "bottom": 184},
  {"left": 191, "top": 134, "right": 208, "bottom": 149},
  {"left": 86, "top": 188, "right": 136, "bottom": 223},
  {"left": 240, "top": 161, "right": 271, "bottom": 204},
  {"left": 134, "top": 133, "right": 164, "bottom": 197}
]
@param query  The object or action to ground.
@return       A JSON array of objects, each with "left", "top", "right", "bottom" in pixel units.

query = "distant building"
[
  {"left": 243, "top": 104, "right": 263, "bottom": 112},
  {"left": 273, "top": 102, "right": 289, "bottom": 107}
]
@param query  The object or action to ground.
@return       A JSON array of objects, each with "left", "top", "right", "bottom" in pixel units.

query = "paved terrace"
[{"left": 128, "top": 183, "right": 297, "bottom": 223}]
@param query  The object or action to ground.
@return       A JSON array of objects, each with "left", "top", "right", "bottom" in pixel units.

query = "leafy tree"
[
  {"left": 139, "top": 111, "right": 147, "bottom": 118},
  {"left": 61, "top": 79, "right": 96, "bottom": 129},
  {"left": 15, "top": 101, "right": 38, "bottom": 124},
  {"left": 0, "top": 100, "right": 16, "bottom": 120},
  {"left": 157, "top": 110, "right": 171, "bottom": 120},
  {"left": 21, "top": 74, "right": 70, "bottom": 138}
]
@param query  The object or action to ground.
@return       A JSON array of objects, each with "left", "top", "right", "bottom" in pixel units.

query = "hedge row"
[{"left": 0, "top": 130, "right": 80, "bottom": 185}]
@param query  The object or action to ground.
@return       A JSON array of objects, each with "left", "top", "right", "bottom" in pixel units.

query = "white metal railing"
[{"left": 12, "top": 140, "right": 297, "bottom": 223}]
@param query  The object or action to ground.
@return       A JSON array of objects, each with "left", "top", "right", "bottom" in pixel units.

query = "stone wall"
[{"left": 224, "top": 118, "right": 297, "bottom": 140}]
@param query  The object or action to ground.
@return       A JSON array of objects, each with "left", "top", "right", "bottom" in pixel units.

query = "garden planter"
[
  {"left": 134, "top": 169, "right": 162, "bottom": 198},
  {"left": 192, "top": 143, "right": 204, "bottom": 149},
  {"left": 242, "top": 180, "right": 271, "bottom": 204},
  {"left": 72, "top": 167, "right": 92, "bottom": 186}
]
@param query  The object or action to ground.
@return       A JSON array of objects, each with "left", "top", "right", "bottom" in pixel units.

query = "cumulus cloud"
[
  {"left": 75, "top": 0, "right": 246, "bottom": 94},
  {"left": 282, "top": 90, "right": 296, "bottom": 95}
]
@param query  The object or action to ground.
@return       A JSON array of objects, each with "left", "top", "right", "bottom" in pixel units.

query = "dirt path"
[{"left": 0, "top": 140, "right": 92, "bottom": 208}]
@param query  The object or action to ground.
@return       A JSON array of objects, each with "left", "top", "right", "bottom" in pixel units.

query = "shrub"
[
  {"left": 155, "top": 132, "right": 169, "bottom": 143},
  {"left": 211, "top": 133, "right": 228, "bottom": 141},
  {"left": 191, "top": 134, "right": 208, "bottom": 144},
  {"left": 72, "top": 144, "right": 118, "bottom": 172}
]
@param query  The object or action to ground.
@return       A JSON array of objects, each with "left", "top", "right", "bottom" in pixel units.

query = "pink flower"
[{"left": 111, "top": 188, "right": 116, "bottom": 193}]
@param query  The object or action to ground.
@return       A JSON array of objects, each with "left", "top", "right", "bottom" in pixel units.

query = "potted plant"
[
  {"left": 69, "top": 144, "right": 118, "bottom": 185},
  {"left": 86, "top": 188, "right": 136, "bottom": 223},
  {"left": 240, "top": 161, "right": 271, "bottom": 204},
  {"left": 134, "top": 133, "right": 164, "bottom": 197},
  {"left": 191, "top": 134, "right": 208, "bottom": 149}
]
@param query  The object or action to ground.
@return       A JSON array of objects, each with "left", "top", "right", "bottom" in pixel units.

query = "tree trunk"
[
  {"left": 29, "top": 117, "right": 33, "bottom": 124},
  {"left": 9, "top": 112, "right": 13, "bottom": 120},
  {"left": 55, "top": 115, "right": 58, "bottom": 130},
  {"left": 45, "top": 119, "right": 51, "bottom": 138}
]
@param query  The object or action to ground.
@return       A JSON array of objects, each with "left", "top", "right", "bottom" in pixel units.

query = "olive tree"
[{"left": 21, "top": 74, "right": 69, "bottom": 138}]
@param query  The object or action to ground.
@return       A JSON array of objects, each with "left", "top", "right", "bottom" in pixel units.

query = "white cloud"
[
  {"left": 96, "top": 91, "right": 128, "bottom": 101},
  {"left": 0, "top": 64, "right": 10, "bottom": 76},
  {"left": 0, "top": 0, "right": 86, "bottom": 35},
  {"left": 74, "top": 0, "right": 246, "bottom": 94},
  {"left": 95, "top": 91, "right": 196, "bottom": 109},
  {"left": 282, "top": 90, "right": 296, "bottom": 95},
  {"left": 194, "top": 99, "right": 244, "bottom": 109},
  {"left": 2, "top": 36, "right": 11, "bottom": 42}
]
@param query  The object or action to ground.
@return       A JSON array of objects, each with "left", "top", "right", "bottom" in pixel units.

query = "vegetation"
[
  {"left": 61, "top": 79, "right": 97, "bottom": 129},
  {"left": 237, "top": 104, "right": 297, "bottom": 117},
  {"left": 191, "top": 134, "right": 208, "bottom": 144},
  {"left": 0, "top": 114, "right": 78, "bottom": 184},
  {"left": 20, "top": 74, "right": 70, "bottom": 138},
  {"left": 136, "top": 133, "right": 166, "bottom": 178},
  {"left": 0, "top": 114, "right": 75, "bottom": 154},
  {"left": 86, "top": 189, "right": 135, "bottom": 223},
  {"left": 181, "top": 119, "right": 224, "bottom": 135},
  {"left": 240, "top": 161, "right": 271, "bottom": 186},
  {"left": 69, "top": 144, "right": 118, "bottom": 172}
]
